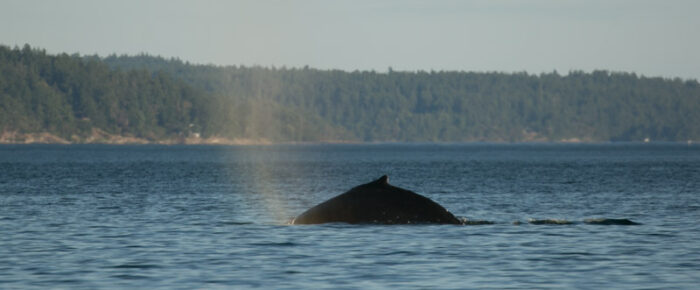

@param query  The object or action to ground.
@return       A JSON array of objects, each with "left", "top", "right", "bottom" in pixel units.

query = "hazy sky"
[{"left": 1, "top": 0, "right": 699, "bottom": 79}]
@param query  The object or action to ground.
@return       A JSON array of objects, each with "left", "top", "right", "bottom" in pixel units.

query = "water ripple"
[{"left": 1, "top": 144, "right": 699, "bottom": 289}]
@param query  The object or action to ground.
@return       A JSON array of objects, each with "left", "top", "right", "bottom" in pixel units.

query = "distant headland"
[{"left": 2, "top": 44, "right": 699, "bottom": 144}]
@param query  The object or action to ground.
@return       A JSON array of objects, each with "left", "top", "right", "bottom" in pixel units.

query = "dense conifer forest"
[{"left": 2, "top": 44, "right": 699, "bottom": 143}]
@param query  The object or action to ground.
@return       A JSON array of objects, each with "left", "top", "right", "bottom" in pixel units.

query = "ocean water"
[{"left": 1, "top": 143, "right": 699, "bottom": 289}]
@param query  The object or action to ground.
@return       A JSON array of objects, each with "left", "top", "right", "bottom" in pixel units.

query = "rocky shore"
[{"left": 0, "top": 130, "right": 274, "bottom": 145}]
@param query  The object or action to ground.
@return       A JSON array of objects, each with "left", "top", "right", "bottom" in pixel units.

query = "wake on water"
[
  {"left": 514, "top": 218, "right": 640, "bottom": 225},
  {"left": 286, "top": 217, "right": 641, "bottom": 226},
  {"left": 460, "top": 217, "right": 640, "bottom": 226}
]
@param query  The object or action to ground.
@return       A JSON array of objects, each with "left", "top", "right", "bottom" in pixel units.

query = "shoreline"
[
  {"left": 0, "top": 130, "right": 363, "bottom": 146},
  {"left": 1, "top": 131, "right": 694, "bottom": 146},
  {"left": 0, "top": 133, "right": 688, "bottom": 146}
]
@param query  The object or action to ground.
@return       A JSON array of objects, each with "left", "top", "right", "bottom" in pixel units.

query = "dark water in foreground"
[{"left": 1, "top": 143, "right": 699, "bottom": 289}]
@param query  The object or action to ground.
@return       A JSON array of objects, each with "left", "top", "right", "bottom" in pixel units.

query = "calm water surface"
[{"left": 1, "top": 144, "right": 699, "bottom": 289}]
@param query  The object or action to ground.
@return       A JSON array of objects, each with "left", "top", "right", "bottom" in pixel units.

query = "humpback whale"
[{"left": 292, "top": 175, "right": 461, "bottom": 225}]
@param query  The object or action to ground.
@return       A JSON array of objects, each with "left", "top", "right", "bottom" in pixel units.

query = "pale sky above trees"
[{"left": 1, "top": 0, "right": 698, "bottom": 80}]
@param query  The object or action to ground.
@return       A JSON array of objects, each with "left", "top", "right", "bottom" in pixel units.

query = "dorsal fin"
[{"left": 376, "top": 175, "right": 389, "bottom": 185}]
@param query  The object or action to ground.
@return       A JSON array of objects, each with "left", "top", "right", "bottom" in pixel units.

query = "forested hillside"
[
  {"left": 0, "top": 45, "right": 206, "bottom": 142},
  {"left": 0, "top": 45, "right": 345, "bottom": 143},
  {"left": 1, "top": 44, "right": 699, "bottom": 143},
  {"left": 102, "top": 53, "right": 700, "bottom": 142}
]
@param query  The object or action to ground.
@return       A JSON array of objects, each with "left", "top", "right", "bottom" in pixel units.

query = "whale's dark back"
[{"left": 292, "top": 175, "right": 461, "bottom": 225}]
